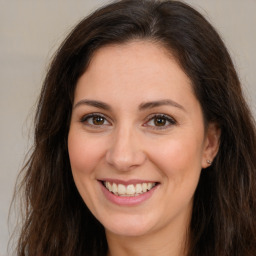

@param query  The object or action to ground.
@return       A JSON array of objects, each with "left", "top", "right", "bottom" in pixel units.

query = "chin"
[
  {"left": 102, "top": 214, "right": 155, "bottom": 237},
  {"left": 107, "top": 226, "right": 152, "bottom": 237}
]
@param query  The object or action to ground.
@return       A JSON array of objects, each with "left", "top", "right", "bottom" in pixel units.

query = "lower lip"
[{"left": 99, "top": 182, "right": 158, "bottom": 206}]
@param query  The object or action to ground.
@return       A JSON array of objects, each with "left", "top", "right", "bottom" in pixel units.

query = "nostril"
[{"left": 106, "top": 147, "right": 147, "bottom": 171}]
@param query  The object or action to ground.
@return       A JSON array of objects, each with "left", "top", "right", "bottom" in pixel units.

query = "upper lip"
[{"left": 98, "top": 179, "right": 159, "bottom": 185}]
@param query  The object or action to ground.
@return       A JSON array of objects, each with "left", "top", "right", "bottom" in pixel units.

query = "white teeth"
[
  {"left": 104, "top": 182, "right": 157, "bottom": 196},
  {"left": 112, "top": 183, "right": 118, "bottom": 194},
  {"left": 142, "top": 183, "right": 147, "bottom": 192},
  {"left": 126, "top": 184, "right": 135, "bottom": 195},
  {"left": 117, "top": 184, "right": 126, "bottom": 195},
  {"left": 135, "top": 184, "right": 142, "bottom": 194},
  {"left": 106, "top": 181, "right": 112, "bottom": 192},
  {"left": 147, "top": 183, "right": 153, "bottom": 190}
]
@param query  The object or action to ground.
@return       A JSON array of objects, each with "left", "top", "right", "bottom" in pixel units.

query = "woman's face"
[{"left": 68, "top": 41, "right": 219, "bottom": 238}]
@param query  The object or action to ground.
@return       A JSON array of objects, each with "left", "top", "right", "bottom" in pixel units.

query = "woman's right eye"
[{"left": 81, "top": 114, "right": 111, "bottom": 127}]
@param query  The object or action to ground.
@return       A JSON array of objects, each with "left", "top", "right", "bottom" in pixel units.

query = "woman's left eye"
[{"left": 144, "top": 114, "right": 176, "bottom": 129}]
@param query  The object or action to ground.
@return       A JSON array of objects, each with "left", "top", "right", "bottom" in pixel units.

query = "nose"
[{"left": 105, "top": 126, "right": 146, "bottom": 171}]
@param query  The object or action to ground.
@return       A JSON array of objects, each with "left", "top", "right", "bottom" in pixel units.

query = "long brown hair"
[{"left": 14, "top": 0, "right": 256, "bottom": 255}]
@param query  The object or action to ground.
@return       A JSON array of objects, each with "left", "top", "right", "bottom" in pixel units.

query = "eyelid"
[
  {"left": 143, "top": 113, "right": 177, "bottom": 129},
  {"left": 80, "top": 112, "right": 112, "bottom": 126},
  {"left": 79, "top": 112, "right": 176, "bottom": 130}
]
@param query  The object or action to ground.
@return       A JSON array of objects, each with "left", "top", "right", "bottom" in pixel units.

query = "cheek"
[
  {"left": 68, "top": 131, "right": 102, "bottom": 176},
  {"left": 147, "top": 134, "right": 204, "bottom": 177},
  {"left": 67, "top": 131, "right": 103, "bottom": 207}
]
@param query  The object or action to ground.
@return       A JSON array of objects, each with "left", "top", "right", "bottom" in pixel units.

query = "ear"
[{"left": 201, "top": 122, "right": 221, "bottom": 168}]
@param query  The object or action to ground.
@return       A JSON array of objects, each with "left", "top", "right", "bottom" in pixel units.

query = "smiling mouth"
[{"left": 102, "top": 181, "right": 158, "bottom": 197}]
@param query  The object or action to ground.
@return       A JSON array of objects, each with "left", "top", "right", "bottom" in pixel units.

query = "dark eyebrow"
[
  {"left": 73, "top": 99, "right": 111, "bottom": 111},
  {"left": 139, "top": 99, "right": 185, "bottom": 111},
  {"left": 73, "top": 99, "right": 185, "bottom": 112}
]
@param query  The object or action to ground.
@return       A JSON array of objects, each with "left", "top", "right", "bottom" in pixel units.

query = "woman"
[{"left": 15, "top": 0, "right": 256, "bottom": 255}]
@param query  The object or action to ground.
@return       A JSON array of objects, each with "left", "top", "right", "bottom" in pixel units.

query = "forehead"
[
  {"left": 88, "top": 41, "right": 181, "bottom": 77},
  {"left": 75, "top": 40, "right": 194, "bottom": 101}
]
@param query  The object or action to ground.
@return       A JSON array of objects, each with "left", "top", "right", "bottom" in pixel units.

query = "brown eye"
[
  {"left": 154, "top": 117, "right": 167, "bottom": 126},
  {"left": 144, "top": 114, "right": 176, "bottom": 129},
  {"left": 81, "top": 114, "right": 110, "bottom": 127},
  {"left": 92, "top": 116, "right": 105, "bottom": 125}
]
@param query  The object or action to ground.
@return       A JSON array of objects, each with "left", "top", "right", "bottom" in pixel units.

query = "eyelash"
[
  {"left": 80, "top": 113, "right": 176, "bottom": 129},
  {"left": 80, "top": 113, "right": 111, "bottom": 127},
  {"left": 143, "top": 114, "right": 177, "bottom": 130}
]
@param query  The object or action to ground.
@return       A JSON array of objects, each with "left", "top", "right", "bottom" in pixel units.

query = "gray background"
[{"left": 0, "top": 1, "right": 255, "bottom": 255}]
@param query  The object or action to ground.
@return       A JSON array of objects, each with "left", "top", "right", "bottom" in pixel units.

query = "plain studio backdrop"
[{"left": 0, "top": 0, "right": 255, "bottom": 255}]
